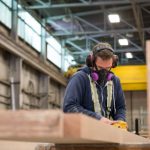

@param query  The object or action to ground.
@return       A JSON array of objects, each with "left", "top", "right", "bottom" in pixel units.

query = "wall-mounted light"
[
  {"left": 118, "top": 38, "right": 129, "bottom": 46},
  {"left": 108, "top": 14, "right": 120, "bottom": 23},
  {"left": 125, "top": 52, "right": 133, "bottom": 59}
]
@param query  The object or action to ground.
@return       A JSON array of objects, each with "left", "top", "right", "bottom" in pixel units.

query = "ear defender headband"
[{"left": 86, "top": 43, "right": 118, "bottom": 68}]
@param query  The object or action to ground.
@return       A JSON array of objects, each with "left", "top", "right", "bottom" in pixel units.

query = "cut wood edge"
[
  {"left": 0, "top": 110, "right": 64, "bottom": 143},
  {"left": 0, "top": 110, "right": 149, "bottom": 145},
  {"left": 0, "top": 140, "right": 53, "bottom": 150}
]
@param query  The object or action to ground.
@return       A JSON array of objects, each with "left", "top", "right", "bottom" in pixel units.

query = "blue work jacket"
[{"left": 63, "top": 66, "right": 126, "bottom": 121}]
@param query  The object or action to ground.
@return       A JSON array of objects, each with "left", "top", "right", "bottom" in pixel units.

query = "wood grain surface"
[{"left": 0, "top": 110, "right": 149, "bottom": 145}]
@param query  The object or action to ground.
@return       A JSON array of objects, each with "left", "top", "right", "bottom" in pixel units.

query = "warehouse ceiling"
[{"left": 19, "top": 0, "right": 150, "bottom": 66}]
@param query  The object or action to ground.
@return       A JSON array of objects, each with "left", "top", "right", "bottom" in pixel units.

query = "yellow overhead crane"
[
  {"left": 112, "top": 65, "right": 147, "bottom": 91},
  {"left": 65, "top": 65, "right": 147, "bottom": 91}
]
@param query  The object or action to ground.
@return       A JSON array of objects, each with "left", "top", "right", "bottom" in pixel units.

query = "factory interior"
[{"left": 0, "top": 0, "right": 150, "bottom": 150}]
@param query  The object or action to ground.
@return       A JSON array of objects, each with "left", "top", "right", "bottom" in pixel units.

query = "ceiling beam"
[
  {"left": 79, "top": 0, "right": 89, "bottom": 4},
  {"left": 88, "top": 37, "right": 99, "bottom": 44},
  {"left": 46, "top": 5, "right": 132, "bottom": 20},
  {"left": 46, "top": 8, "right": 145, "bottom": 61},
  {"left": 50, "top": 13, "right": 142, "bottom": 54},
  {"left": 134, "top": 55, "right": 145, "bottom": 63},
  {"left": 25, "top": 0, "right": 150, "bottom": 9},
  {"left": 49, "top": 8, "right": 138, "bottom": 38},
  {"left": 66, "top": 41, "right": 85, "bottom": 51},
  {"left": 50, "top": 13, "right": 143, "bottom": 52},
  {"left": 47, "top": 20, "right": 86, "bottom": 53},
  {"left": 47, "top": 20, "right": 70, "bottom": 34},
  {"left": 52, "top": 27, "right": 150, "bottom": 36},
  {"left": 106, "top": 9, "right": 136, "bottom": 29},
  {"left": 74, "top": 16, "right": 103, "bottom": 32},
  {"left": 142, "top": 6, "right": 150, "bottom": 14},
  {"left": 119, "top": 34, "right": 142, "bottom": 49},
  {"left": 71, "top": 48, "right": 143, "bottom": 55},
  {"left": 130, "top": 0, "right": 145, "bottom": 48},
  {"left": 35, "top": 0, "right": 45, "bottom": 5}
]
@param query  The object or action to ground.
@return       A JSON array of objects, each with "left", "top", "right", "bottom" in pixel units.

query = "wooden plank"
[
  {"left": 75, "top": 114, "right": 150, "bottom": 144},
  {"left": 0, "top": 110, "right": 64, "bottom": 143},
  {"left": 146, "top": 40, "right": 150, "bottom": 137},
  {"left": 1, "top": 142, "right": 150, "bottom": 150},
  {"left": 55, "top": 144, "right": 150, "bottom": 150},
  {"left": 0, "top": 110, "right": 149, "bottom": 145},
  {"left": 0, "top": 140, "right": 50, "bottom": 150}
]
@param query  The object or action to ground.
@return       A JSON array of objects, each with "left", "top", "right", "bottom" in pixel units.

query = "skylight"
[
  {"left": 118, "top": 38, "right": 129, "bottom": 46},
  {"left": 125, "top": 52, "right": 133, "bottom": 59},
  {"left": 108, "top": 14, "right": 120, "bottom": 23}
]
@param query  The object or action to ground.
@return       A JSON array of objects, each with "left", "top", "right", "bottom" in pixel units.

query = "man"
[{"left": 63, "top": 42, "right": 126, "bottom": 125}]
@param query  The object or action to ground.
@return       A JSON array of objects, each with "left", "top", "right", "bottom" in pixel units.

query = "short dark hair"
[
  {"left": 92, "top": 42, "right": 114, "bottom": 60},
  {"left": 95, "top": 49, "right": 114, "bottom": 60}
]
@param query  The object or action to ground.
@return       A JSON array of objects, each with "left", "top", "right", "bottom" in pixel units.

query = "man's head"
[
  {"left": 86, "top": 42, "right": 118, "bottom": 69},
  {"left": 93, "top": 43, "right": 114, "bottom": 70},
  {"left": 86, "top": 42, "right": 118, "bottom": 84}
]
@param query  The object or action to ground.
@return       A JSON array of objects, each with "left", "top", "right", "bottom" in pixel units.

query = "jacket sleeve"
[
  {"left": 63, "top": 72, "right": 102, "bottom": 120},
  {"left": 113, "top": 77, "right": 126, "bottom": 121}
]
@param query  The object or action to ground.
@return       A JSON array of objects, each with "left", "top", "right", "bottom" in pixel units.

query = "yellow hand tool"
[{"left": 112, "top": 121, "right": 128, "bottom": 130}]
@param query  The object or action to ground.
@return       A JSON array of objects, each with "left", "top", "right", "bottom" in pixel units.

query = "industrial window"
[
  {"left": 47, "top": 36, "right": 61, "bottom": 68},
  {"left": 1, "top": 0, "right": 12, "bottom": 7},
  {"left": 18, "top": 7, "right": 41, "bottom": 52},
  {"left": 0, "top": 0, "right": 12, "bottom": 28}
]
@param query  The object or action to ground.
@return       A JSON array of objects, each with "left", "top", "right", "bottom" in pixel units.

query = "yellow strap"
[
  {"left": 88, "top": 75, "right": 101, "bottom": 113},
  {"left": 106, "top": 80, "right": 113, "bottom": 112},
  {"left": 88, "top": 75, "right": 113, "bottom": 116}
]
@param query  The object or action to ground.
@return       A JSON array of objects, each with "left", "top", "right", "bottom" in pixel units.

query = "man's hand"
[{"left": 100, "top": 117, "right": 117, "bottom": 125}]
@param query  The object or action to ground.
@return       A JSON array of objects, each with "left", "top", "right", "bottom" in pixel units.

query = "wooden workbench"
[{"left": 0, "top": 110, "right": 149, "bottom": 150}]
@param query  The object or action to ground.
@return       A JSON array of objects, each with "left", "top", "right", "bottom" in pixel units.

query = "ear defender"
[
  {"left": 112, "top": 55, "right": 118, "bottom": 68},
  {"left": 85, "top": 53, "right": 94, "bottom": 67},
  {"left": 85, "top": 46, "right": 118, "bottom": 68},
  {"left": 86, "top": 54, "right": 118, "bottom": 68}
]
